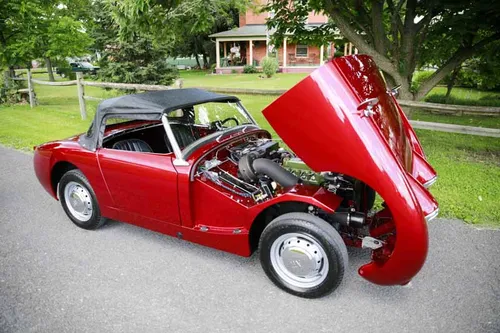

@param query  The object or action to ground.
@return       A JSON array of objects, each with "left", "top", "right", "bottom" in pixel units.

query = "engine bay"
[{"left": 194, "top": 134, "right": 375, "bottom": 226}]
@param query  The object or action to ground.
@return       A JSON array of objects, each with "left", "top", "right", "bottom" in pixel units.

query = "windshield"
[
  {"left": 193, "top": 101, "right": 254, "bottom": 129},
  {"left": 80, "top": 62, "right": 94, "bottom": 69}
]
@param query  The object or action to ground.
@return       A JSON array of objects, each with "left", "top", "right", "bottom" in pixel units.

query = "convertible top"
[{"left": 79, "top": 88, "right": 239, "bottom": 150}]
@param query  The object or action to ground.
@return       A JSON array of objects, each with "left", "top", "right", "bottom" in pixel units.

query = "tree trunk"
[
  {"left": 3, "top": 70, "right": 10, "bottom": 89},
  {"left": 194, "top": 54, "right": 201, "bottom": 69},
  {"left": 8, "top": 66, "right": 15, "bottom": 78},
  {"left": 202, "top": 52, "right": 209, "bottom": 68},
  {"left": 445, "top": 66, "right": 460, "bottom": 103},
  {"left": 45, "top": 57, "right": 55, "bottom": 82}
]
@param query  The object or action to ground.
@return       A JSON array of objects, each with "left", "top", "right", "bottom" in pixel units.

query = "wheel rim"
[
  {"left": 63, "top": 181, "right": 93, "bottom": 222},
  {"left": 270, "top": 232, "right": 329, "bottom": 289}
]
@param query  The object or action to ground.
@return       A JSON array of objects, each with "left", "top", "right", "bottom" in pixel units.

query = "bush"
[
  {"left": 411, "top": 70, "right": 434, "bottom": 92},
  {"left": 231, "top": 69, "right": 238, "bottom": 74},
  {"left": 261, "top": 56, "right": 279, "bottom": 78},
  {"left": 56, "top": 68, "right": 76, "bottom": 80},
  {"left": 243, "top": 65, "right": 258, "bottom": 74},
  {"left": 0, "top": 78, "right": 27, "bottom": 105},
  {"left": 99, "top": 60, "right": 178, "bottom": 86},
  {"left": 210, "top": 63, "right": 217, "bottom": 73}
]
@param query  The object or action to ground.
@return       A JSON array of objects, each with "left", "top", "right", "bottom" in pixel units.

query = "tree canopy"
[
  {"left": 88, "top": 0, "right": 177, "bottom": 85},
  {"left": 265, "top": 0, "right": 500, "bottom": 100},
  {"left": 0, "top": 0, "right": 93, "bottom": 80},
  {"left": 109, "top": 0, "right": 249, "bottom": 67}
]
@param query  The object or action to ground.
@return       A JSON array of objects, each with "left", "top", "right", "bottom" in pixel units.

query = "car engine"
[{"left": 195, "top": 135, "right": 374, "bottom": 227}]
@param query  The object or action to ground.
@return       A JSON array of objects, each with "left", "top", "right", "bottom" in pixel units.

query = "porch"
[
  {"left": 215, "top": 37, "right": 329, "bottom": 74},
  {"left": 210, "top": 24, "right": 358, "bottom": 74}
]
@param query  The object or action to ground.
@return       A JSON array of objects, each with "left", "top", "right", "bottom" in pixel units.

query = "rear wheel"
[
  {"left": 59, "top": 169, "right": 107, "bottom": 230},
  {"left": 259, "top": 212, "right": 348, "bottom": 298}
]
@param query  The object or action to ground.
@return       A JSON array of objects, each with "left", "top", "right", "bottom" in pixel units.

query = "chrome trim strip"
[
  {"left": 423, "top": 175, "right": 438, "bottom": 188},
  {"left": 425, "top": 208, "right": 439, "bottom": 222}
]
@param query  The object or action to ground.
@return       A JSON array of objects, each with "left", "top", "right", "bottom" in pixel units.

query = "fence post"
[
  {"left": 3, "top": 70, "right": 10, "bottom": 89},
  {"left": 174, "top": 79, "right": 184, "bottom": 89},
  {"left": 76, "top": 72, "right": 87, "bottom": 120},
  {"left": 26, "top": 69, "right": 36, "bottom": 108}
]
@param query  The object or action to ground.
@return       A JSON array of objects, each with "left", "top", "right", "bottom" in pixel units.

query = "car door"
[{"left": 97, "top": 148, "right": 180, "bottom": 225}]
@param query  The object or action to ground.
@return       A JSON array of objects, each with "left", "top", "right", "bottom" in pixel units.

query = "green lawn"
[
  {"left": 0, "top": 81, "right": 499, "bottom": 226},
  {"left": 425, "top": 86, "right": 500, "bottom": 107},
  {"left": 412, "top": 110, "right": 500, "bottom": 129},
  {"left": 180, "top": 70, "right": 308, "bottom": 90}
]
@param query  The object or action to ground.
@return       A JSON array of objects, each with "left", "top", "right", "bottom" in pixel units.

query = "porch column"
[
  {"left": 223, "top": 42, "right": 227, "bottom": 58},
  {"left": 320, "top": 45, "right": 324, "bottom": 64},
  {"left": 265, "top": 34, "right": 269, "bottom": 57},
  {"left": 283, "top": 38, "right": 287, "bottom": 68},
  {"left": 349, "top": 42, "right": 353, "bottom": 55},
  {"left": 344, "top": 43, "right": 348, "bottom": 55},
  {"left": 249, "top": 39, "right": 253, "bottom": 66},
  {"left": 354, "top": 48, "right": 358, "bottom": 54},
  {"left": 216, "top": 39, "right": 221, "bottom": 69}
]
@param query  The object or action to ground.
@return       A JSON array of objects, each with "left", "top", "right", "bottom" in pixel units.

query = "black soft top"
[{"left": 79, "top": 88, "right": 239, "bottom": 150}]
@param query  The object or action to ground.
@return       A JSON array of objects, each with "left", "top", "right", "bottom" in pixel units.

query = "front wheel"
[
  {"left": 59, "top": 169, "right": 107, "bottom": 230},
  {"left": 259, "top": 213, "right": 348, "bottom": 298}
]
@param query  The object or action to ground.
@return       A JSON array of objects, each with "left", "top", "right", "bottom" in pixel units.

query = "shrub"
[
  {"left": 243, "top": 65, "right": 258, "bottom": 74},
  {"left": 231, "top": 69, "right": 238, "bottom": 74},
  {"left": 411, "top": 70, "right": 434, "bottom": 92},
  {"left": 99, "top": 60, "right": 178, "bottom": 86},
  {"left": 261, "top": 56, "right": 279, "bottom": 78},
  {"left": 210, "top": 63, "right": 217, "bottom": 73},
  {"left": 56, "top": 68, "right": 77, "bottom": 80},
  {"left": 0, "top": 78, "right": 27, "bottom": 105}
]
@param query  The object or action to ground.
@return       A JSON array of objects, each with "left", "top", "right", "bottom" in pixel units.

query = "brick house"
[{"left": 209, "top": 2, "right": 357, "bottom": 74}]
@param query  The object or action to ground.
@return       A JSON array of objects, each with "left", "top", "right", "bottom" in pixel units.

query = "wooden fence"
[
  {"left": 11, "top": 71, "right": 183, "bottom": 119},
  {"left": 7, "top": 69, "right": 500, "bottom": 137}
]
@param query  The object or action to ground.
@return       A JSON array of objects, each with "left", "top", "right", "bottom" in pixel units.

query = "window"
[{"left": 296, "top": 44, "right": 308, "bottom": 57}]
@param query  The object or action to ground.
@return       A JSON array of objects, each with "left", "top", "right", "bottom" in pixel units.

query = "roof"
[
  {"left": 209, "top": 23, "right": 328, "bottom": 38},
  {"left": 210, "top": 25, "right": 271, "bottom": 38},
  {"left": 97, "top": 88, "right": 238, "bottom": 115},
  {"left": 79, "top": 88, "right": 239, "bottom": 151}
]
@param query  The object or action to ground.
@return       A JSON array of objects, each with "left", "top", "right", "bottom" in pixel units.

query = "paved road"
[{"left": 1, "top": 146, "right": 499, "bottom": 333}]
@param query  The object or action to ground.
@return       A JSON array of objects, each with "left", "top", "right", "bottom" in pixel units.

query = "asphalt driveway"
[{"left": 1, "top": 146, "right": 499, "bottom": 333}]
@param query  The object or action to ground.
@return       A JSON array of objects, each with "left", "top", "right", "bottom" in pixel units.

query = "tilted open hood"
[{"left": 263, "top": 55, "right": 438, "bottom": 285}]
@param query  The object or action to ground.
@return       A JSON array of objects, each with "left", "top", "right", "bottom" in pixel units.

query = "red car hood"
[{"left": 263, "top": 55, "right": 438, "bottom": 285}]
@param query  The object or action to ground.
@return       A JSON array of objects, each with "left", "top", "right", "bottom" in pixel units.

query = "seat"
[
  {"left": 112, "top": 139, "right": 153, "bottom": 153},
  {"left": 165, "top": 124, "right": 197, "bottom": 150}
]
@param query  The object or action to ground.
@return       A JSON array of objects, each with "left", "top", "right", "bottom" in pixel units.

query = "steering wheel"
[{"left": 211, "top": 117, "right": 239, "bottom": 130}]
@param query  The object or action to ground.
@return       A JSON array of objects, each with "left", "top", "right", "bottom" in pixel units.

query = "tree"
[
  {"left": 0, "top": 0, "right": 93, "bottom": 81},
  {"left": 265, "top": 0, "right": 500, "bottom": 102},
  {"left": 0, "top": 0, "right": 45, "bottom": 76},
  {"left": 88, "top": 0, "right": 177, "bottom": 85},
  {"left": 34, "top": 1, "right": 93, "bottom": 81},
  {"left": 109, "top": 0, "right": 249, "bottom": 66}
]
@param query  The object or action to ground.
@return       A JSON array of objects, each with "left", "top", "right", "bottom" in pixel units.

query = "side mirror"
[{"left": 389, "top": 85, "right": 401, "bottom": 98}]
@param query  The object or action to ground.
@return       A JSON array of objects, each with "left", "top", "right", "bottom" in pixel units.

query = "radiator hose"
[{"left": 239, "top": 155, "right": 299, "bottom": 188}]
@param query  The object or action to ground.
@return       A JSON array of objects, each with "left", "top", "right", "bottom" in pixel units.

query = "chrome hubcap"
[
  {"left": 64, "top": 181, "right": 93, "bottom": 222},
  {"left": 270, "top": 232, "right": 329, "bottom": 288}
]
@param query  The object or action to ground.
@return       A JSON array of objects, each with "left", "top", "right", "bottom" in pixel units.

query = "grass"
[
  {"left": 417, "top": 130, "right": 500, "bottom": 226},
  {"left": 412, "top": 110, "right": 500, "bottom": 129},
  {"left": 425, "top": 87, "right": 500, "bottom": 107},
  {"left": 0, "top": 81, "right": 499, "bottom": 227},
  {"left": 180, "top": 70, "right": 308, "bottom": 90}
]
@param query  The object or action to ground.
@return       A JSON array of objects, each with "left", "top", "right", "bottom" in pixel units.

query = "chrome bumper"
[
  {"left": 423, "top": 175, "right": 438, "bottom": 188},
  {"left": 425, "top": 208, "right": 439, "bottom": 222}
]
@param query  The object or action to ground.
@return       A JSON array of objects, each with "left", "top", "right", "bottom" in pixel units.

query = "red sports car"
[{"left": 34, "top": 55, "right": 438, "bottom": 298}]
